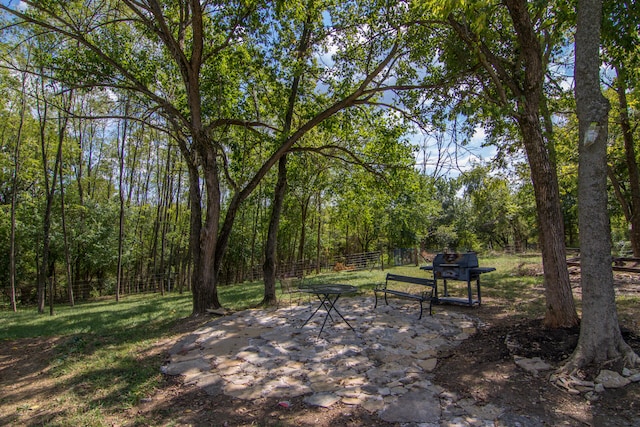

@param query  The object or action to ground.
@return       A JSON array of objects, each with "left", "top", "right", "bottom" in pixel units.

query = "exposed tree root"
[
  {"left": 622, "top": 345, "right": 640, "bottom": 367},
  {"left": 553, "top": 340, "right": 640, "bottom": 394}
]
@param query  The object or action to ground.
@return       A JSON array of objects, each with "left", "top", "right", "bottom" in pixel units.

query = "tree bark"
[
  {"left": 116, "top": 99, "right": 130, "bottom": 303},
  {"left": 188, "top": 137, "right": 223, "bottom": 314},
  {"left": 613, "top": 65, "right": 640, "bottom": 256},
  {"left": 263, "top": 155, "right": 288, "bottom": 306},
  {"left": 565, "top": 0, "right": 639, "bottom": 371},
  {"left": 448, "top": 0, "right": 579, "bottom": 327},
  {"left": 9, "top": 63, "right": 29, "bottom": 312},
  {"left": 504, "top": 0, "right": 579, "bottom": 328},
  {"left": 519, "top": 114, "right": 578, "bottom": 328}
]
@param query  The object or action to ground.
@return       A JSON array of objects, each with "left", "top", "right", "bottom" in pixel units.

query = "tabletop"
[{"left": 299, "top": 284, "right": 357, "bottom": 295}]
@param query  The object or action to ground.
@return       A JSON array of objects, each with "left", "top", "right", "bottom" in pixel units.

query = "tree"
[
  {"left": 262, "top": 9, "right": 313, "bottom": 306},
  {"left": 1, "top": 1, "right": 434, "bottom": 314},
  {"left": 34, "top": 62, "right": 67, "bottom": 315},
  {"left": 601, "top": 0, "right": 640, "bottom": 256},
  {"left": 8, "top": 55, "right": 30, "bottom": 312},
  {"left": 414, "top": 0, "right": 579, "bottom": 327},
  {"left": 459, "top": 166, "right": 529, "bottom": 251},
  {"left": 563, "top": 0, "right": 640, "bottom": 372}
]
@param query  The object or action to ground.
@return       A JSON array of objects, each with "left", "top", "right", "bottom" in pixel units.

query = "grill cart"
[{"left": 421, "top": 252, "right": 496, "bottom": 306}]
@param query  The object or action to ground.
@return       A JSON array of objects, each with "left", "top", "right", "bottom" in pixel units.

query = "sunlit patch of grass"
[
  {"left": 1, "top": 293, "right": 193, "bottom": 339},
  {"left": 474, "top": 254, "right": 547, "bottom": 316},
  {"left": 1, "top": 293, "right": 194, "bottom": 425}
]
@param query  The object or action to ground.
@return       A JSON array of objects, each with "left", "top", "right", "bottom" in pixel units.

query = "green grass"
[
  {"left": 1, "top": 293, "right": 193, "bottom": 339},
  {"left": 1, "top": 293, "right": 195, "bottom": 426},
  {"left": 475, "top": 253, "right": 549, "bottom": 318},
  {"left": 1, "top": 254, "right": 638, "bottom": 426}
]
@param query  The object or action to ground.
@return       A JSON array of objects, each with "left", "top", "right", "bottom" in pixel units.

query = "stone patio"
[{"left": 162, "top": 296, "right": 505, "bottom": 425}]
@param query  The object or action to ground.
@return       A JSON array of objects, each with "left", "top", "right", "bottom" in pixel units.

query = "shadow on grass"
[{"left": 0, "top": 293, "right": 198, "bottom": 426}]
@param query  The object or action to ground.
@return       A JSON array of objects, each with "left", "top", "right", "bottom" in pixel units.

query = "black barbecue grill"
[{"left": 421, "top": 252, "right": 496, "bottom": 306}]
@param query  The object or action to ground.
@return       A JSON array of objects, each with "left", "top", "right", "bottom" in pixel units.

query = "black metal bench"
[{"left": 373, "top": 273, "right": 435, "bottom": 319}]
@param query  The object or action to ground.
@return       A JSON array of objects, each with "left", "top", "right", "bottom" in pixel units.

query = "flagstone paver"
[{"left": 162, "top": 296, "right": 507, "bottom": 425}]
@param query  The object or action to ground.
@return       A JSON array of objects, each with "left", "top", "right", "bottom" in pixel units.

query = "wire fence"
[{"left": 1, "top": 249, "right": 421, "bottom": 309}]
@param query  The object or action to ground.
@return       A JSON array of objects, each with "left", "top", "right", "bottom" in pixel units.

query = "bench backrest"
[{"left": 386, "top": 273, "right": 434, "bottom": 287}]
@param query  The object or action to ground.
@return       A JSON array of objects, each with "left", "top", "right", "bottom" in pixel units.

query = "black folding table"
[{"left": 299, "top": 284, "right": 357, "bottom": 337}]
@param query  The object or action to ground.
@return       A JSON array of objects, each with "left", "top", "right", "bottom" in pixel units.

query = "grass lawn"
[{"left": 1, "top": 254, "right": 637, "bottom": 426}]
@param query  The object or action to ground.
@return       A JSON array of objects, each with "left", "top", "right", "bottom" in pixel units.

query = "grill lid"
[{"left": 433, "top": 252, "right": 479, "bottom": 269}]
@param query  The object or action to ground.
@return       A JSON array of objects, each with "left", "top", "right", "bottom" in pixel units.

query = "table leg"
[
  {"left": 301, "top": 296, "right": 324, "bottom": 328},
  {"left": 302, "top": 293, "right": 355, "bottom": 338},
  {"left": 314, "top": 293, "right": 335, "bottom": 323},
  {"left": 317, "top": 294, "right": 334, "bottom": 337},
  {"left": 322, "top": 294, "right": 355, "bottom": 333}
]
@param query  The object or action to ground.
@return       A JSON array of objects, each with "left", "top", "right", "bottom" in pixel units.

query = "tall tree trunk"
[
  {"left": 71, "top": 101, "right": 88, "bottom": 300},
  {"left": 116, "top": 99, "right": 130, "bottom": 302},
  {"left": 261, "top": 18, "right": 312, "bottom": 305},
  {"left": 150, "top": 140, "right": 163, "bottom": 291},
  {"left": 59, "top": 128, "right": 75, "bottom": 307},
  {"left": 469, "top": 0, "right": 580, "bottom": 328},
  {"left": 564, "top": 0, "right": 640, "bottom": 372},
  {"left": 9, "top": 62, "right": 29, "bottom": 312},
  {"left": 35, "top": 71, "right": 64, "bottom": 314},
  {"left": 168, "top": 163, "right": 183, "bottom": 291},
  {"left": 520, "top": 115, "right": 578, "bottom": 328},
  {"left": 189, "top": 138, "right": 223, "bottom": 314},
  {"left": 263, "top": 155, "right": 288, "bottom": 305},
  {"left": 159, "top": 149, "right": 174, "bottom": 296},
  {"left": 613, "top": 64, "right": 640, "bottom": 256}
]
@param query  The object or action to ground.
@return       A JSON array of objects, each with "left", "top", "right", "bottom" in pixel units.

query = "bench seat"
[{"left": 373, "top": 273, "right": 435, "bottom": 319}]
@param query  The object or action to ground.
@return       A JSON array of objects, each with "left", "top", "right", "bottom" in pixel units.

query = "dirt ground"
[{"left": 1, "top": 272, "right": 639, "bottom": 426}]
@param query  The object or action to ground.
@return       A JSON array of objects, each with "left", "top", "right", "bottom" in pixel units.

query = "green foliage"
[
  {"left": 419, "top": 164, "right": 536, "bottom": 252},
  {"left": 3, "top": 0, "right": 631, "bottom": 310},
  {"left": 602, "top": 0, "right": 640, "bottom": 75}
]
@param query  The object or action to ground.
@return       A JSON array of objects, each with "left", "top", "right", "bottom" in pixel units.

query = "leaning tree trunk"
[
  {"left": 262, "top": 18, "right": 311, "bottom": 305},
  {"left": 449, "top": 0, "right": 580, "bottom": 328},
  {"left": 263, "top": 155, "right": 288, "bottom": 306},
  {"left": 189, "top": 141, "right": 223, "bottom": 314},
  {"left": 564, "top": 0, "right": 640, "bottom": 371},
  {"left": 504, "top": 0, "right": 579, "bottom": 328},
  {"left": 520, "top": 115, "right": 579, "bottom": 328}
]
